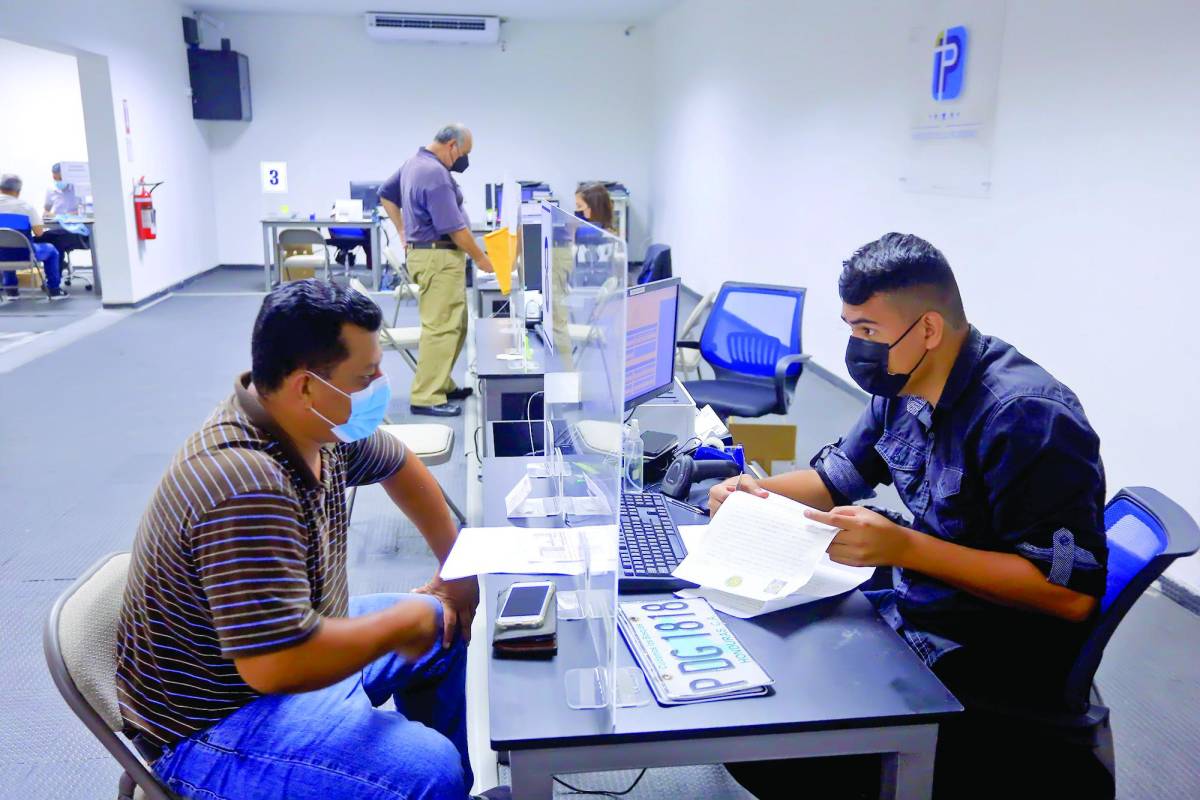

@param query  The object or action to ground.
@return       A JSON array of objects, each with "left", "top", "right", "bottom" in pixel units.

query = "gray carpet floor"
[{"left": 0, "top": 268, "right": 1196, "bottom": 798}]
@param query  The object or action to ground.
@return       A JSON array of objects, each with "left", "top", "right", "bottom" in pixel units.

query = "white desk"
[{"left": 260, "top": 217, "right": 385, "bottom": 291}]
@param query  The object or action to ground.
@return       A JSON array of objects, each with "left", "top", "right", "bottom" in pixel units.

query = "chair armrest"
[
  {"left": 774, "top": 353, "right": 811, "bottom": 411},
  {"left": 675, "top": 340, "right": 701, "bottom": 350}
]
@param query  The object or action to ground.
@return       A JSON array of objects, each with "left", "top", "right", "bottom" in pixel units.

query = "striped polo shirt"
[{"left": 115, "top": 374, "right": 406, "bottom": 748}]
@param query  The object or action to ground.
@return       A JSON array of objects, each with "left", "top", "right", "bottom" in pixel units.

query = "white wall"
[
  {"left": 202, "top": 14, "right": 655, "bottom": 265},
  {"left": 0, "top": 0, "right": 219, "bottom": 304},
  {"left": 651, "top": 0, "right": 1200, "bottom": 590},
  {"left": 0, "top": 41, "right": 88, "bottom": 214}
]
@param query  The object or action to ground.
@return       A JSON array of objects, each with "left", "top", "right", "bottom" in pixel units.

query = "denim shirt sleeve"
[
  {"left": 979, "top": 396, "right": 1108, "bottom": 598},
  {"left": 810, "top": 396, "right": 891, "bottom": 506}
]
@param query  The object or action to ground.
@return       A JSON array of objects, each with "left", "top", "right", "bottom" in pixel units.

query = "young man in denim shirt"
[{"left": 715, "top": 233, "right": 1111, "bottom": 798}]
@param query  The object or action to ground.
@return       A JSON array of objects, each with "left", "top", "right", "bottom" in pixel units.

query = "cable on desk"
[
  {"left": 473, "top": 425, "right": 483, "bottom": 466},
  {"left": 553, "top": 769, "right": 647, "bottom": 798},
  {"left": 526, "top": 391, "right": 545, "bottom": 457}
]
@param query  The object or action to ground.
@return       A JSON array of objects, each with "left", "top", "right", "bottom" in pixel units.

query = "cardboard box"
[
  {"left": 16, "top": 268, "right": 43, "bottom": 289},
  {"left": 282, "top": 264, "right": 316, "bottom": 282},
  {"left": 727, "top": 422, "right": 797, "bottom": 476}
]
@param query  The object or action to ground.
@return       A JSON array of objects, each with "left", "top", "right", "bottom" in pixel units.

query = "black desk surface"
[
  {"left": 481, "top": 457, "right": 962, "bottom": 751},
  {"left": 475, "top": 317, "right": 546, "bottom": 379}
]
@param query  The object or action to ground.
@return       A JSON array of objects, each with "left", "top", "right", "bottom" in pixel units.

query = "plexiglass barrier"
[{"left": 537, "top": 203, "right": 636, "bottom": 723}]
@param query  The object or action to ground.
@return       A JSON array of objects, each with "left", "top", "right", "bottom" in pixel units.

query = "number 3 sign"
[{"left": 260, "top": 161, "right": 288, "bottom": 193}]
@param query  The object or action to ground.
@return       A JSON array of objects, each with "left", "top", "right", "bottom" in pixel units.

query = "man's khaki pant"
[{"left": 407, "top": 248, "right": 467, "bottom": 407}]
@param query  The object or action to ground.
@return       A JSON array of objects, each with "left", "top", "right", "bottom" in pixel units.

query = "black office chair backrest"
[{"left": 637, "top": 244, "right": 671, "bottom": 285}]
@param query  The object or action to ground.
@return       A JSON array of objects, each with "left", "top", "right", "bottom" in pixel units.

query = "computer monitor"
[
  {"left": 624, "top": 277, "right": 681, "bottom": 410},
  {"left": 520, "top": 220, "right": 542, "bottom": 292},
  {"left": 350, "top": 181, "right": 383, "bottom": 212}
]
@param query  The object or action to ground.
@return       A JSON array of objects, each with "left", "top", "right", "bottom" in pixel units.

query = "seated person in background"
[
  {"left": 37, "top": 162, "right": 90, "bottom": 270},
  {"left": 713, "top": 233, "right": 1111, "bottom": 799},
  {"left": 116, "top": 280, "right": 508, "bottom": 800},
  {"left": 574, "top": 181, "right": 616, "bottom": 233},
  {"left": 0, "top": 173, "right": 65, "bottom": 298},
  {"left": 43, "top": 162, "right": 80, "bottom": 216}
]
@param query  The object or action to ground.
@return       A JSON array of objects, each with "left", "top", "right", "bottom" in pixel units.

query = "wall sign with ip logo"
[
  {"left": 260, "top": 161, "right": 288, "bottom": 193},
  {"left": 932, "top": 25, "right": 968, "bottom": 101}
]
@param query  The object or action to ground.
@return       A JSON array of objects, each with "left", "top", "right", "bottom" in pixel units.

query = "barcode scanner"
[{"left": 661, "top": 453, "right": 741, "bottom": 501}]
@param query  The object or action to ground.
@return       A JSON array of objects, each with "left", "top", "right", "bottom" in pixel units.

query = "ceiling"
[{"left": 190, "top": 0, "right": 682, "bottom": 24}]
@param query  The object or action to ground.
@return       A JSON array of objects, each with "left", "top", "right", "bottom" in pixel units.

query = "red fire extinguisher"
[{"left": 133, "top": 177, "right": 163, "bottom": 240}]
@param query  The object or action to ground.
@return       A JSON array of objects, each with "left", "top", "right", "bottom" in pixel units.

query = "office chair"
[
  {"left": 276, "top": 228, "right": 331, "bottom": 283},
  {"left": 678, "top": 282, "right": 809, "bottom": 420},
  {"left": 674, "top": 290, "right": 715, "bottom": 381},
  {"left": 43, "top": 552, "right": 181, "bottom": 800},
  {"left": 0, "top": 213, "right": 54, "bottom": 301},
  {"left": 958, "top": 486, "right": 1200, "bottom": 790},
  {"left": 41, "top": 226, "right": 93, "bottom": 290},
  {"left": 636, "top": 244, "right": 672, "bottom": 285},
  {"left": 326, "top": 227, "right": 371, "bottom": 279}
]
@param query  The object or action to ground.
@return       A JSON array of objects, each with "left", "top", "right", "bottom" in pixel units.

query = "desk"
[
  {"left": 260, "top": 217, "right": 384, "bottom": 291},
  {"left": 475, "top": 317, "right": 546, "bottom": 458},
  {"left": 41, "top": 218, "right": 101, "bottom": 296},
  {"left": 480, "top": 456, "right": 961, "bottom": 799}
]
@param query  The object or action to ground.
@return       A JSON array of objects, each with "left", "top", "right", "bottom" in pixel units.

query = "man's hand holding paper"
[
  {"left": 804, "top": 505, "right": 915, "bottom": 568},
  {"left": 673, "top": 490, "right": 841, "bottom": 602}
]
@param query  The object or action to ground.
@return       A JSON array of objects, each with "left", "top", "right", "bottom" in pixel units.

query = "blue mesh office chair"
[
  {"left": 962, "top": 486, "right": 1200, "bottom": 788},
  {"left": 636, "top": 244, "right": 671, "bottom": 285},
  {"left": 678, "top": 282, "right": 809, "bottom": 420}
]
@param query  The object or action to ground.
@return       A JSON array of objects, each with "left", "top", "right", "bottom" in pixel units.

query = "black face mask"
[
  {"left": 450, "top": 153, "right": 469, "bottom": 173},
  {"left": 575, "top": 210, "right": 588, "bottom": 220},
  {"left": 844, "top": 315, "right": 930, "bottom": 397}
]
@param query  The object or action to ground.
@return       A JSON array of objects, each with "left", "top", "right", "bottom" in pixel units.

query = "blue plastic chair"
[
  {"left": 965, "top": 486, "right": 1200, "bottom": 786},
  {"left": 636, "top": 244, "right": 671, "bottom": 285},
  {"left": 679, "top": 281, "right": 809, "bottom": 419}
]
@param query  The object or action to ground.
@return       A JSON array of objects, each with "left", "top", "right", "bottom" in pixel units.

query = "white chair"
[
  {"left": 674, "top": 290, "right": 716, "bottom": 381},
  {"left": 349, "top": 278, "right": 420, "bottom": 373},
  {"left": 383, "top": 245, "right": 421, "bottom": 305},
  {"left": 43, "top": 552, "right": 180, "bottom": 800},
  {"left": 276, "top": 228, "right": 331, "bottom": 283},
  {"left": 346, "top": 422, "right": 466, "bottom": 525}
]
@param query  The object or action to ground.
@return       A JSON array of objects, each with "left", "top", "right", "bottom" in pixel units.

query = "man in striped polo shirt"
[{"left": 116, "top": 280, "right": 507, "bottom": 799}]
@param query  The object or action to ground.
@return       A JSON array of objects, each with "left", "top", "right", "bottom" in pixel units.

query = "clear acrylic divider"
[{"left": 538, "top": 203, "right": 642, "bottom": 723}]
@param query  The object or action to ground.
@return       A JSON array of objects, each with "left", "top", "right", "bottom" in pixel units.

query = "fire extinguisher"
[{"left": 133, "top": 177, "right": 163, "bottom": 240}]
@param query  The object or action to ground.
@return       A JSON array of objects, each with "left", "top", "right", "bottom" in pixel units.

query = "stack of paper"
[
  {"left": 672, "top": 491, "right": 874, "bottom": 618},
  {"left": 617, "top": 597, "right": 773, "bottom": 705}
]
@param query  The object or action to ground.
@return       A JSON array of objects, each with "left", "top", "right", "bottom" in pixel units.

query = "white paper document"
[
  {"left": 439, "top": 525, "right": 618, "bottom": 581},
  {"left": 672, "top": 492, "right": 872, "bottom": 617}
]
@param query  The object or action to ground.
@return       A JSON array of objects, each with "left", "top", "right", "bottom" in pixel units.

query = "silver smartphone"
[{"left": 496, "top": 581, "right": 555, "bottom": 629}]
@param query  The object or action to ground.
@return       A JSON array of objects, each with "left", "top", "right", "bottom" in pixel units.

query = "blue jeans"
[
  {"left": 152, "top": 593, "right": 473, "bottom": 800},
  {"left": 1, "top": 242, "right": 61, "bottom": 290}
]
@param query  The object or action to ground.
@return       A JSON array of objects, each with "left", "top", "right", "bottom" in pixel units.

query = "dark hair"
[
  {"left": 839, "top": 233, "right": 966, "bottom": 327},
  {"left": 576, "top": 182, "right": 614, "bottom": 232},
  {"left": 251, "top": 280, "right": 382, "bottom": 393}
]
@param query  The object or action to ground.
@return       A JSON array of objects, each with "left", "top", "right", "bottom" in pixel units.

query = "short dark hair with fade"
[
  {"left": 251, "top": 280, "right": 382, "bottom": 393},
  {"left": 839, "top": 232, "right": 966, "bottom": 328}
]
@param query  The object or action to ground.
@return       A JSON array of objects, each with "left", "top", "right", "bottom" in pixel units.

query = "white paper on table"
[
  {"left": 672, "top": 491, "right": 839, "bottom": 602},
  {"left": 677, "top": 557, "right": 874, "bottom": 618},
  {"left": 439, "top": 525, "right": 618, "bottom": 580}
]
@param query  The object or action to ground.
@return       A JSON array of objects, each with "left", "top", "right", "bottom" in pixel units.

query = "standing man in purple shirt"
[{"left": 379, "top": 124, "right": 494, "bottom": 417}]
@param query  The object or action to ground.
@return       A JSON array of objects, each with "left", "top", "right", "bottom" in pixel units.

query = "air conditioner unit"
[{"left": 365, "top": 12, "right": 500, "bottom": 45}]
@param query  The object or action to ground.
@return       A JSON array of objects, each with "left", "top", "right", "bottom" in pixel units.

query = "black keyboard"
[{"left": 619, "top": 493, "right": 689, "bottom": 592}]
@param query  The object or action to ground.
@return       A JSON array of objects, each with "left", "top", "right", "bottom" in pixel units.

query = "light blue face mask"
[
  {"left": 307, "top": 371, "right": 391, "bottom": 443},
  {"left": 55, "top": 180, "right": 68, "bottom": 191}
]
